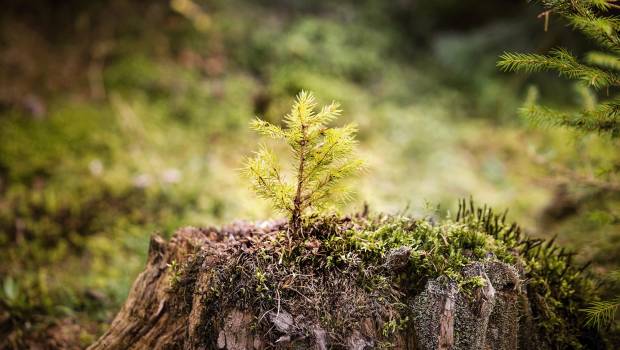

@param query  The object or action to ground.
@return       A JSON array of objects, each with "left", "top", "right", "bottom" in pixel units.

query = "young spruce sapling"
[{"left": 243, "top": 91, "right": 364, "bottom": 236}]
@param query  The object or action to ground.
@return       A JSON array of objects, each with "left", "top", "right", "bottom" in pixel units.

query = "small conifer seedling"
[{"left": 243, "top": 91, "right": 364, "bottom": 235}]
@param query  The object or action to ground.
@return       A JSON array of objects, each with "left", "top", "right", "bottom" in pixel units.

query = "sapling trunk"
[{"left": 291, "top": 125, "right": 306, "bottom": 235}]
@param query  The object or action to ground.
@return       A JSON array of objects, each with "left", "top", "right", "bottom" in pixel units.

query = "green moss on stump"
[{"left": 170, "top": 201, "right": 603, "bottom": 349}]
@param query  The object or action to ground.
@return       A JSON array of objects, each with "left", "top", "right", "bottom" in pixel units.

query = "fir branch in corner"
[{"left": 498, "top": 49, "right": 620, "bottom": 89}]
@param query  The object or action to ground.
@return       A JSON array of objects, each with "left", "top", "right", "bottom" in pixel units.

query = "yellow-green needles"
[{"left": 243, "top": 91, "right": 364, "bottom": 235}]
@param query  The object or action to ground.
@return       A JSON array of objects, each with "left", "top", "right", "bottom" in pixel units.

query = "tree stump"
[{"left": 89, "top": 222, "right": 547, "bottom": 350}]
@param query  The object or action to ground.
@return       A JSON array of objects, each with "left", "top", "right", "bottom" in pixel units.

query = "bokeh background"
[{"left": 1, "top": 0, "right": 619, "bottom": 347}]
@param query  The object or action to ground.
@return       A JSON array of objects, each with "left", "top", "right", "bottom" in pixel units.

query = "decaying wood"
[{"left": 89, "top": 223, "right": 540, "bottom": 350}]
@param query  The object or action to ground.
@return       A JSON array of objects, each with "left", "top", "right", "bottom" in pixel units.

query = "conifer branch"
[
  {"left": 498, "top": 49, "right": 620, "bottom": 89},
  {"left": 500, "top": 0, "right": 620, "bottom": 331},
  {"left": 498, "top": 0, "right": 620, "bottom": 138},
  {"left": 582, "top": 297, "right": 620, "bottom": 328},
  {"left": 585, "top": 51, "right": 620, "bottom": 71},
  {"left": 519, "top": 102, "right": 620, "bottom": 136}
]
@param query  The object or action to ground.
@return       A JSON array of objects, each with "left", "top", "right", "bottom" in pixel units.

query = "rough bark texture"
[{"left": 89, "top": 224, "right": 544, "bottom": 350}]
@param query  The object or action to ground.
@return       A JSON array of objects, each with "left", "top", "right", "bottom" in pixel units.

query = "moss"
[
  {"left": 456, "top": 200, "right": 601, "bottom": 349},
  {"left": 169, "top": 201, "right": 602, "bottom": 348}
]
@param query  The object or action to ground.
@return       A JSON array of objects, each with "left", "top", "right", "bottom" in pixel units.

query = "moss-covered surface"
[{"left": 171, "top": 201, "right": 606, "bottom": 349}]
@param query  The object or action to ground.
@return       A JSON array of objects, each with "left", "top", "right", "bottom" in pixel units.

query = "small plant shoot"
[{"left": 243, "top": 91, "right": 364, "bottom": 234}]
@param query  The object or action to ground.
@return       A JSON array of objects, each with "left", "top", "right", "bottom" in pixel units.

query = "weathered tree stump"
[{"left": 89, "top": 222, "right": 546, "bottom": 350}]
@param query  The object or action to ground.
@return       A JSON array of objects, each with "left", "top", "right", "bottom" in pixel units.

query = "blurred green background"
[{"left": 0, "top": 0, "right": 618, "bottom": 347}]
